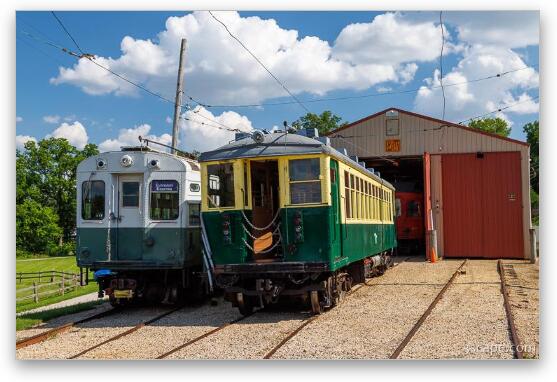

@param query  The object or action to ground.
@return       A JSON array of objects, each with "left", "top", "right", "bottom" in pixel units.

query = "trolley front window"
[
  {"left": 207, "top": 163, "right": 235, "bottom": 208},
  {"left": 407, "top": 200, "right": 421, "bottom": 217},
  {"left": 82, "top": 180, "right": 105, "bottom": 220},
  {"left": 188, "top": 202, "right": 201, "bottom": 226},
  {"left": 289, "top": 158, "right": 321, "bottom": 204},
  {"left": 150, "top": 180, "right": 179, "bottom": 220}
]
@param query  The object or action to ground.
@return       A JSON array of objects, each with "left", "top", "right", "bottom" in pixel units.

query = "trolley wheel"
[
  {"left": 237, "top": 293, "right": 254, "bottom": 316},
  {"left": 310, "top": 290, "right": 322, "bottom": 315}
]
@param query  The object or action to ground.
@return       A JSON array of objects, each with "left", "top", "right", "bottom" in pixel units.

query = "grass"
[
  {"left": 16, "top": 300, "right": 104, "bottom": 331},
  {"left": 16, "top": 255, "right": 98, "bottom": 313}
]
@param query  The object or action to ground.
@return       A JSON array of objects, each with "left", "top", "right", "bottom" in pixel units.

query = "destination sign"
[{"left": 152, "top": 180, "right": 178, "bottom": 192}]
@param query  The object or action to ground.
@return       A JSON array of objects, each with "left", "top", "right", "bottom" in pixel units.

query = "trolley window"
[
  {"left": 122, "top": 182, "right": 140, "bottom": 207},
  {"left": 289, "top": 158, "right": 321, "bottom": 204},
  {"left": 188, "top": 202, "right": 201, "bottom": 226},
  {"left": 82, "top": 180, "right": 105, "bottom": 220},
  {"left": 407, "top": 200, "right": 421, "bottom": 217},
  {"left": 150, "top": 180, "right": 179, "bottom": 220},
  {"left": 207, "top": 163, "right": 235, "bottom": 208}
]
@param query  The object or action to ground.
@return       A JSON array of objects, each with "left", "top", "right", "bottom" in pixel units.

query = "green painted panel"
[
  {"left": 76, "top": 227, "right": 202, "bottom": 269},
  {"left": 203, "top": 207, "right": 397, "bottom": 273}
]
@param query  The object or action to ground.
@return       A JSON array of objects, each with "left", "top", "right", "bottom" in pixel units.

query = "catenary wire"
[
  {"left": 208, "top": 10, "right": 311, "bottom": 113},
  {"left": 51, "top": 11, "right": 85, "bottom": 54}
]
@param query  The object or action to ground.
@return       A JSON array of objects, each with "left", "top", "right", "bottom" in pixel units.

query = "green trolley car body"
[{"left": 200, "top": 130, "right": 396, "bottom": 314}]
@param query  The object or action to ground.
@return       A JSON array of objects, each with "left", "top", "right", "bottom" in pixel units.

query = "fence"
[{"left": 16, "top": 271, "right": 82, "bottom": 303}]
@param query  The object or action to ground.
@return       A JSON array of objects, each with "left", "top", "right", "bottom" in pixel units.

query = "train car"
[
  {"left": 199, "top": 129, "right": 397, "bottom": 315},
  {"left": 76, "top": 146, "right": 204, "bottom": 305},
  {"left": 394, "top": 190, "right": 425, "bottom": 254}
]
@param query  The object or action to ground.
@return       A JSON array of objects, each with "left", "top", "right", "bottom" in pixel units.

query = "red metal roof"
[{"left": 326, "top": 107, "right": 529, "bottom": 147}]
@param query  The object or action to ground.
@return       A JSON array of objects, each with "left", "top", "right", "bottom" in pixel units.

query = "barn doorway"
[
  {"left": 249, "top": 160, "right": 280, "bottom": 261},
  {"left": 363, "top": 156, "right": 426, "bottom": 257}
]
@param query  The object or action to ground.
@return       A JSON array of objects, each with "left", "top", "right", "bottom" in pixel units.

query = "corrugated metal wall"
[{"left": 441, "top": 152, "right": 524, "bottom": 259}]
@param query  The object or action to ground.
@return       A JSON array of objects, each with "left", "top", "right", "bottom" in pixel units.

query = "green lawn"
[
  {"left": 16, "top": 300, "right": 104, "bottom": 331},
  {"left": 16, "top": 256, "right": 98, "bottom": 313}
]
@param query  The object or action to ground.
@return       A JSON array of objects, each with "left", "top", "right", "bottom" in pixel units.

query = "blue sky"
[{"left": 16, "top": 11, "right": 539, "bottom": 152}]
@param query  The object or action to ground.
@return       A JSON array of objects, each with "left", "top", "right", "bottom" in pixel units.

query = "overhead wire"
[
  {"left": 19, "top": 25, "right": 240, "bottom": 134},
  {"left": 208, "top": 10, "right": 311, "bottom": 113},
  {"left": 51, "top": 11, "right": 85, "bottom": 54},
  {"left": 458, "top": 96, "right": 540, "bottom": 124},
  {"left": 439, "top": 11, "right": 446, "bottom": 120},
  {"left": 197, "top": 66, "right": 537, "bottom": 109}
]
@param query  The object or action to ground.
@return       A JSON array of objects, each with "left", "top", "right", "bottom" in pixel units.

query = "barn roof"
[{"left": 326, "top": 107, "right": 529, "bottom": 147}]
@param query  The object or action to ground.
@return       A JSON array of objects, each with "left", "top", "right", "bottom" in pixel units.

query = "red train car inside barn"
[{"left": 327, "top": 107, "right": 533, "bottom": 260}]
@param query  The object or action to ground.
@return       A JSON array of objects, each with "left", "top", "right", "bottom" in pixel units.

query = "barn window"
[
  {"left": 289, "top": 158, "right": 322, "bottom": 204},
  {"left": 150, "top": 180, "right": 179, "bottom": 220},
  {"left": 82, "top": 180, "right": 105, "bottom": 220},
  {"left": 207, "top": 163, "right": 235, "bottom": 208}
]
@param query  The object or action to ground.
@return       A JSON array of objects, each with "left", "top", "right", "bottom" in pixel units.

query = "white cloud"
[
  {"left": 64, "top": 114, "right": 77, "bottom": 122},
  {"left": 99, "top": 124, "right": 172, "bottom": 152},
  {"left": 16, "top": 135, "right": 37, "bottom": 151},
  {"left": 165, "top": 116, "right": 173, "bottom": 124},
  {"left": 47, "top": 121, "right": 89, "bottom": 150},
  {"left": 448, "top": 11, "right": 539, "bottom": 49},
  {"left": 16, "top": 116, "right": 23, "bottom": 123},
  {"left": 333, "top": 13, "right": 459, "bottom": 66},
  {"left": 50, "top": 11, "right": 454, "bottom": 105},
  {"left": 414, "top": 45, "right": 539, "bottom": 123},
  {"left": 43, "top": 115, "right": 61, "bottom": 124},
  {"left": 179, "top": 106, "right": 253, "bottom": 152}
]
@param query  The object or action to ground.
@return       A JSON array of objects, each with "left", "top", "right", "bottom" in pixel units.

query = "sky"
[{"left": 15, "top": 10, "right": 539, "bottom": 153}]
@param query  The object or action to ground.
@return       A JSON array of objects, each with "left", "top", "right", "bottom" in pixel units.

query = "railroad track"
[
  {"left": 16, "top": 307, "right": 119, "bottom": 350},
  {"left": 389, "top": 259, "right": 468, "bottom": 359},
  {"left": 263, "top": 256, "right": 409, "bottom": 359},
  {"left": 498, "top": 259, "right": 524, "bottom": 359},
  {"left": 69, "top": 305, "right": 184, "bottom": 359}
]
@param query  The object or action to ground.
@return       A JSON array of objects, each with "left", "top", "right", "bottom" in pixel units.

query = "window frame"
[
  {"left": 206, "top": 162, "right": 236, "bottom": 209},
  {"left": 187, "top": 202, "right": 201, "bottom": 227},
  {"left": 121, "top": 181, "right": 140, "bottom": 209},
  {"left": 149, "top": 180, "right": 180, "bottom": 221},
  {"left": 81, "top": 180, "right": 105, "bottom": 221},
  {"left": 288, "top": 157, "right": 323, "bottom": 206}
]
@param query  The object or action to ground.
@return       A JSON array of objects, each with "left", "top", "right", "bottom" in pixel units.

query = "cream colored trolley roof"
[
  {"left": 199, "top": 132, "right": 395, "bottom": 190},
  {"left": 77, "top": 147, "right": 200, "bottom": 173}
]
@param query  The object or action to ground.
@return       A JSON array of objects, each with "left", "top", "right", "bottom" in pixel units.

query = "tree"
[
  {"left": 292, "top": 111, "right": 348, "bottom": 135},
  {"left": 16, "top": 200, "right": 63, "bottom": 254},
  {"left": 16, "top": 138, "right": 99, "bottom": 242},
  {"left": 523, "top": 120, "right": 539, "bottom": 193},
  {"left": 468, "top": 117, "right": 511, "bottom": 137}
]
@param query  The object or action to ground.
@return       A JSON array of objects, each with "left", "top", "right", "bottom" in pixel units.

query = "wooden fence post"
[
  {"left": 33, "top": 282, "right": 38, "bottom": 303},
  {"left": 51, "top": 270, "right": 54, "bottom": 282},
  {"left": 61, "top": 273, "right": 65, "bottom": 295}
]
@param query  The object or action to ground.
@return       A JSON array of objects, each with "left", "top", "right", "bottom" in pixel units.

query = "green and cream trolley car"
[
  {"left": 199, "top": 129, "right": 397, "bottom": 314},
  {"left": 76, "top": 146, "right": 204, "bottom": 305}
]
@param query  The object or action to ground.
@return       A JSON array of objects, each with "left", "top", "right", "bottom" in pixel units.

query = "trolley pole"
[{"left": 171, "top": 38, "right": 187, "bottom": 154}]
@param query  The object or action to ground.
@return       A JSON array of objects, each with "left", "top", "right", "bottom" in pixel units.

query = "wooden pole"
[
  {"left": 33, "top": 282, "right": 38, "bottom": 303},
  {"left": 171, "top": 38, "right": 187, "bottom": 154}
]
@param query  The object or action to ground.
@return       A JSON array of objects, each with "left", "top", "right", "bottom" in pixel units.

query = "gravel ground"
[
  {"left": 78, "top": 299, "right": 241, "bottom": 360},
  {"left": 398, "top": 260, "right": 514, "bottom": 359},
  {"left": 16, "top": 302, "right": 112, "bottom": 342},
  {"left": 167, "top": 309, "right": 308, "bottom": 360},
  {"left": 16, "top": 306, "right": 172, "bottom": 360},
  {"left": 270, "top": 260, "right": 463, "bottom": 359},
  {"left": 502, "top": 261, "right": 539, "bottom": 358}
]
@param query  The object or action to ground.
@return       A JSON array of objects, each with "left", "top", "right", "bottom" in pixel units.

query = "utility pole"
[{"left": 171, "top": 38, "right": 187, "bottom": 154}]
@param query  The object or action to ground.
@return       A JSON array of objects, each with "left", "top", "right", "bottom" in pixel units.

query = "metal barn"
[{"left": 326, "top": 107, "right": 532, "bottom": 260}]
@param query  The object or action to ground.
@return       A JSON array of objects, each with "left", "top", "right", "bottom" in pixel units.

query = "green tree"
[
  {"left": 468, "top": 117, "right": 511, "bottom": 137},
  {"left": 16, "top": 200, "right": 63, "bottom": 254},
  {"left": 523, "top": 120, "right": 539, "bottom": 193},
  {"left": 293, "top": 111, "right": 348, "bottom": 135},
  {"left": 16, "top": 138, "right": 99, "bottom": 242}
]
